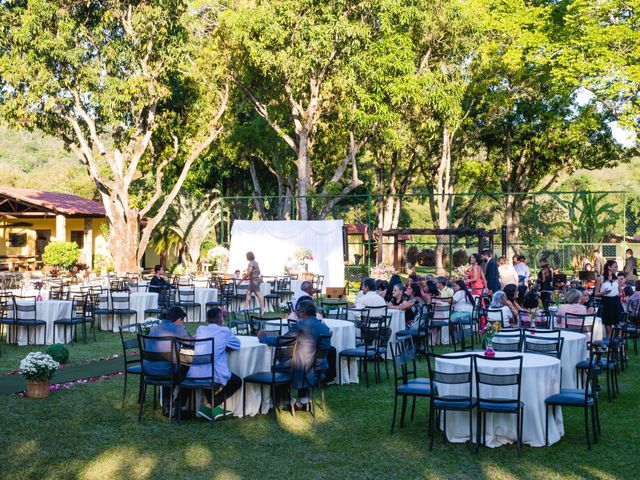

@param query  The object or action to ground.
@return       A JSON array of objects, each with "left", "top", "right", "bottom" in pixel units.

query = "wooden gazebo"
[{"left": 381, "top": 228, "right": 496, "bottom": 270}]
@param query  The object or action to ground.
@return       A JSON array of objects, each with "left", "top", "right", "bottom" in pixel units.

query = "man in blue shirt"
[
  {"left": 145, "top": 306, "right": 190, "bottom": 415},
  {"left": 257, "top": 300, "right": 331, "bottom": 411},
  {"left": 189, "top": 308, "right": 242, "bottom": 420}
]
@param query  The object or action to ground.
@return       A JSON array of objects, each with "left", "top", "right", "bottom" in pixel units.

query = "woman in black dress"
[{"left": 595, "top": 259, "right": 624, "bottom": 338}]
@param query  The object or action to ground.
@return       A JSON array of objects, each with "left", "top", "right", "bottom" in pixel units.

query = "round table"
[
  {"left": 494, "top": 330, "right": 587, "bottom": 388},
  {"left": 10, "top": 299, "right": 73, "bottom": 346},
  {"left": 177, "top": 287, "right": 218, "bottom": 322},
  {"left": 264, "top": 318, "right": 358, "bottom": 384},
  {"left": 435, "top": 351, "right": 563, "bottom": 447},
  {"left": 98, "top": 291, "right": 159, "bottom": 332}
]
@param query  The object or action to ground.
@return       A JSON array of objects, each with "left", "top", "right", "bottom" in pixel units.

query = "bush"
[
  {"left": 419, "top": 249, "right": 436, "bottom": 266},
  {"left": 452, "top": 249, "right": 468, "bottom": 267},
  {"left": 46, "top": 344, "right": 70, "bottom": 364},
  {"left": 42, "top": 241, "right": 81, "bottom": 270},
  {"left": 405, "top": 246, "right": 421, "bottom": 267}
]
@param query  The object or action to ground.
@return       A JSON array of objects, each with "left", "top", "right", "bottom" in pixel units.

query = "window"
[
  {"left": 8, "top": 233, "right": 27, "bottom": 247},
  {"left": 70, "top": 231, "right": 84, "bottom": 250}
]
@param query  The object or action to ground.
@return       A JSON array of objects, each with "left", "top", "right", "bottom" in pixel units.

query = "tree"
[{"left": 0, "top": 0, "right": 229, "bottom": 272}]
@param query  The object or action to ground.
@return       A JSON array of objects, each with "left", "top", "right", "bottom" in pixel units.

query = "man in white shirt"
[
  {"left": 291, "top": 281, "right": 316, "bottom": 311},
  {"left": 188, "top": 307, "right": 242, "bottom": 420},
  {"left": 435, "top": 276, "right": 453, "bottom": 298},
  {"left": 355, "top": 278, "right": 387, "bottom": 317},
  {"left": 514, "top": 255, "right": 531, "bottom": 285}
]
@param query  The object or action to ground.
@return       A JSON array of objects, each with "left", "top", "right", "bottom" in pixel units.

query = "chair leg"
[
  {"left": 242, "top": 381, "right": 247, "bottom": 417},
  {"left": 364, "top": 358, "right": 369, "bottom": 388},
  {"left": 338, "top": 355, "right": 343, "bottom": 385},
  {"left": 584, "top": 406, "right": 591, "bottom": 450},
  {"left": 138, "top": 382, "right": 146, "bottom": 422},
  {"left": 591, "top": 404, "right": 599, "bottom": 444},
  {"left": 400, "top": 395, "right": 407, "bottom": 428},
  {"left": 122, "top": 373, "right": 128, "bottom": 408},
  {"left": 410, "top": 396, "right": 416, "bottom": 421},
  {"left": 428, "top": 402, "right": 435, "bottom": 450},
  {"left": 545, "top": 404, "right": 550, "bottom": 446},
  {"left": 391, "top": 394, "right": 398, "bottom": 434}
]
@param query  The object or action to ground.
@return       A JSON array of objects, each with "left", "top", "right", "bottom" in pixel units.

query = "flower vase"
[
  {"left": 304, "top": 263, "right": 309, "bottom": 273},
  {"left": 27, "top": 381, "right": 51, "bottom": 398},
  {"left": 36, "top": 291, "right": 42, "bottom": 302},
  {"left": 484, "top": 339, "right": 496, "bottom": 358}
]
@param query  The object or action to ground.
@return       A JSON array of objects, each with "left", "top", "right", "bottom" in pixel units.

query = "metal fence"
[{"left": 216, "top": 191, "right": 640, "bottom": 277}]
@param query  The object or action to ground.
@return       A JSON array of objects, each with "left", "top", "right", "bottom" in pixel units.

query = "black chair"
[
  {"left": 53, "top": 294, "right": 92, "bottom": 344},
  {"left": 491, "top": 331, "right": 523, "bottom": 352},
  {"left": 14, "top": 296, "right": 46, "bottom": 345},
  {"left": 546, "top": 344, "right": 602, "bottom": 449},
  {"left": 111, "top": 290, "right": 138, "bottom": 331},
  {"left": 175, "top": 286, "right": 201, "bottom": 322},
  {"left": 396, "top": 304, "right": 431, "bottom": 354},
  {"left": 242, "top": 335, "right": 296, "bottom": 419},
  {"left": 95, "top": 292, "right": 114, "bottom": 331},
  {"left": 312, "top": 332, "right": 334, "bottom": 412},
  {"left": 205, "top": 282, "right": 233, "bottom": 312},
  {"left": 427, "top": 353, "right": 477, "bottom": 452},
  {"left": 264, "top": 276, "right": 293, "bottom": 311},
  {"left": 144, "top": 286, "right": 173, "bottom": 320},
  {"left": 119, "top": 323, "right": 142, "bottom": 407},
  {"left": 430, "top": 302, "right": 452, "bottom": 345},
  {"left": 49, "top": 285, "right": 68, "bottom": 300},
  {"left": 137, "top": 334, "right": 177, "bottom": 422},
  {"left": 578, "top": 326, "right": 619, "bottom": 402},
  {"left": 449, "top": 320, "right": 475, "bottom": 352},
  {"left": 474, "top": 355, "right": 524, "bottom": 454},
  {"left": 175, "top": 337, "right": 227, "bottom": 425},
  {"left": 564, "top": 313, "right": 596, "bottom": 345},
  {"left": 320, "top": 299, "right": 348, "bottom": 317},
  {"left": 312, "top": 274, "right": 324, "bottom": 298},
  {"left": 0, "top": 293, "right": 16, "bottom": 345},
  {"left": 390, "top": 337, "right": 433, "bottom": 434},
  {"left": 338, "top": 315, "right": 388, "bottom": 388},
  {"left": 485, "top": 308, "right": 505, "bottom": 328}
]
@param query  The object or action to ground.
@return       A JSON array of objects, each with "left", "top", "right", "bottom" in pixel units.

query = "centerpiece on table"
[
  {"left": 293, "top": 247, "right": 314, "bottom": 272},
  {"left": 528, "top": 308, "right": 538, "bottom": 332},
  {"left": 370, "top": 262, "right": 396, "bottom": 281},
  {"left": 207, "top": 245, "right": 229, "bottom": 272},
  {"left": 19, "top": 352, "right": 60, "bottom": 398},
  {"left": 32, "top": 281, "right": 45, "bottom": 301},
  {"left": 479, "top": 322, "right": 501, "bottom": 357}
]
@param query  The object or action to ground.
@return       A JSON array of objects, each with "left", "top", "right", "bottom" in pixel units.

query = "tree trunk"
[
  {"left": 433, "top": 126, "right": 453, "bottom": 275},
  {"left": 505, "top": 193, "right": 523, "bottom": 259},
  {"left": 107, "top": 202, "right": 141, "bottom": 273},
  {"left": 296, "top": 131, "right": 310, "bottom": 220}
]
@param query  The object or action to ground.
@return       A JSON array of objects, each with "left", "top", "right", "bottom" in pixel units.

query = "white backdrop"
[{"left": 228, "top": 220, "right": 345, "bottom": 290}]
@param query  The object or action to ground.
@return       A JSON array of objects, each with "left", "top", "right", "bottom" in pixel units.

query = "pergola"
[{"left": 381, "top": 228, "right": 496, "bottom": 270}]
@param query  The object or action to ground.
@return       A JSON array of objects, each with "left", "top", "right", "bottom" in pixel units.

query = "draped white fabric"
[{"left": 228, "top": 220, "right": 345, "bottom": 290}]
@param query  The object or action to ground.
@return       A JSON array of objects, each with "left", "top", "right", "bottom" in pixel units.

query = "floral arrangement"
[
  {"left": 370, "top": 262, "right": 396, "bottom": 281},
  {"left": 32, "top": 280, "right": 45, "bottom": 291},
  {"left": 528, "top": 308, "right": 538, "bottom": 328},
  {"left": 479, "top": 321, "right": 502, "bottom": 343},
  {"left": 454, "top": 264, "right": 471, "bottom": 280},
  {"left": 293, "top": 247, "right": 313, "bottom": 264},
  {"left": 279, "top": 302, "right": 290, "bottom": 314},
  {"left": 19, "top": 352, "right": 60, "bottom": 382},
  {"left": 207, "top": 245, "right": 229, "bottom": 269}
]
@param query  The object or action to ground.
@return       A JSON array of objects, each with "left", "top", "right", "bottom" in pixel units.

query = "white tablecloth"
[
  {"left": 177, "top": 288, "right": 218, "bottom": 322},
  {"left": 264, "top": 318, "right": 358, "bottom": 385},
  {"left": 226, "top": 336, "right": 273, "bottom": 417},
  {"left": 435, "top": 351, "right": 563, "bottom": 447},
  {"left": 549, "top": 308, "right": 604, "bottom": 342},
  {"left": 494, "top": 330, "right": 587, "bottom": 389},
  {"left": 10, "top": 300, "right": 73, "bottom": 346},
  {"left": 98, "top": 291, "right": 159, "bottom": 332}
]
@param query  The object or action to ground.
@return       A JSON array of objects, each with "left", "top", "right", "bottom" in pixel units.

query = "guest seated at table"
[
  {"left": 291, "top": 281, "right": 315, "bottom": 312},
  {"left": 451, "top": 280, "right": 474, "bottom": 323},
  {"left": 375, "top": 279, "right": 389, "bottom": 298},
  {"left": 406, "top": 267, "right": 420, "bottom": 284},
  {"left": 149, "top": 264, "right": 172, "bottom": 293},
  {"left": 435, "top": 276, "right": 454, "bottom": 299},
  {"left": 257, "top": 300, "right": 332, "bottom": 411},
  {"left": 190, "top": 307, "right": 242, "bottom": 421},
  {"left": 487, "top": 291, "right": 518, "bottom": 327},
  {"left": 146, "top": 306, "right": 191, "bottom": 416},
  {"left": 555, "top": 288, "right": 594, "bottom": 328},
  {"left": 355, "top": 278, "right": 387, "bottom": 315},
  {"left": 503, "top": 284, "right": 522, "bottom": 312},
  {"left": 408, "top": 282, "right": 428, "bottom": 307},
  {"left": 385, "top": 274, "right": 403, "bottom": 302},
  {"left": 288, "top": 293, "right": 314, "bottom": 322},
  {"left": 387, "top": 284, "right": 415, "bottom": 327}
]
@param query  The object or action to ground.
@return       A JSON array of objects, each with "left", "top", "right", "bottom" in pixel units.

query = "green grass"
[{"left": 0, "top": 327, "right": 638, "bottom": 479}]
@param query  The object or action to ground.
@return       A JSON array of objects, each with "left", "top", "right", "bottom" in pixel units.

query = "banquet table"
[
  {"left": 97, "top": 291, "right": 159, "bottom": 332},
  {"left": 264, "top": 317, "right": 359, "bottom": 384},
  {"left": 493, "top": 330, "right": 587, "bottom": 389},
  {"left": 435, "top": 351, "right": 563, "bottom": 447},
  {"left": 9, "top": 299, "right": 73, "bottom": 346}
]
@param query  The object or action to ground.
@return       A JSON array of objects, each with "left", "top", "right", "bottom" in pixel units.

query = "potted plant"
[{"left": 19, "top": 352, "right": 60, "bottom": 398}]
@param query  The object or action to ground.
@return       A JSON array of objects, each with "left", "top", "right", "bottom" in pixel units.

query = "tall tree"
[{"left": 0, "top": 0, "right": 229, "bottom": 272}]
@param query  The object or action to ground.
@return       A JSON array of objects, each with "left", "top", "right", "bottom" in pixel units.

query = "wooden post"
[{"left": 393, "top": 234, "right": 399, "bottom": 270}]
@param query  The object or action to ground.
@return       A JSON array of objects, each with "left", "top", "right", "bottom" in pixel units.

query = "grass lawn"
[{"left": 0, "top": 326, "right": 638, "bottom": 480}]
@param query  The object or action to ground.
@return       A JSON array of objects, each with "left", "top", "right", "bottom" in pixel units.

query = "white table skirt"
[
  {"left": 177, "top": 288, "right": 218, "bottom": 322},
  {"left": 494, "top": 330, "right": 587, "bottom": 389},
  {"left": 264, "top": 318, "right": 358, "bottom": 385},
  {"left": 10, "top": 300, "right": 73, "bottom": 346},
  {"left": 436, "top": 351, "right": 563, "bottom": 448},
  {"left": 98, "top": 292, "right": 159, "bottom": 332},
  {"left": 226, "top": 336, "right": 273, "bottom": 417}
]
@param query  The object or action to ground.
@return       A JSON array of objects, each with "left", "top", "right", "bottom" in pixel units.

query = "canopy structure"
[
  {"left": 0, "top": 186, "right": 105, "bottom": 218},
  {"left": 228, "top": 220, "right": 345, "bottom": 290}
]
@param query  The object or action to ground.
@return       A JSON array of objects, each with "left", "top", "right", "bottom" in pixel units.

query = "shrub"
[
  {"left": 452, "top": 249, "right": 468, "bottom": 267},
  {"left": 419, "top": 249, "right": 436, "bottom": 266},
  {"left": 46, "top": 344, "right": 70, "bottom": 364},
  {"left": 405, "top": 246, "right": 421, "bottom": 266},
  {"left": 42, "top": 241, "right": 81, "bottom": 270}
]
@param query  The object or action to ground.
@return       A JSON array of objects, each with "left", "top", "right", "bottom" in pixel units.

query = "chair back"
[
  {"left": 272, "top": 335, "right": 298, "bottom": 376},
  {"left": 177, "top": 286, "right": 195, "bottom": 304},
  {"left": 69, "top": 293, "right": 88, "bottom": 320},
  {"left": 312, "top": 332, "right": 333, "bottom": 381},
  {"left": 390, "top": 336, "right": 420, "bottom": 387},
  {"left": 564, "top": 313, "right": 596, "bottom": 344},
  {"left": 312, "top": 274, "right": 324, "bottom": 295},
  {"left": 119, "top": 323, "right": 141, "bottom": 366},
  {"left": 275, "top": 276, "right": 292, "bottom": 293},
  {"left": 523, "top": 334, "right": 563, "bottom": 358},
  {"left": 366, "top": 305, "right": 388, "bottom": 320},
  {"left": 450, "top": 322, "right": 474, "bottom": 352},
  {"left": 14, "top": 296, "right": 37, "bottom": 322},
  {"left": 175, "top": 337, "right": 215, "bottom": 383},
  {"left": 111, "top": 290, "right": 131, "bottom": 312},
  {"left": 474, "top": 355, "right": 523, "bottom": 408},
  {"left": 491, "top": 331, "right": 523, "bottom": 352},
  {"left": 427, "top": 353, "right": 474, "bottom": 402},
  {"left": 360, "top": 315, "right": 389, "bottom": 353},
  {"left": 49, "top": 285, "right": 68, "bottom": 300},
  {"left": 485, "top": 308, "right": 505, "bottom": 327},
  {"left": 137, "top": 334, "right": 176, "bottom": 380}
]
